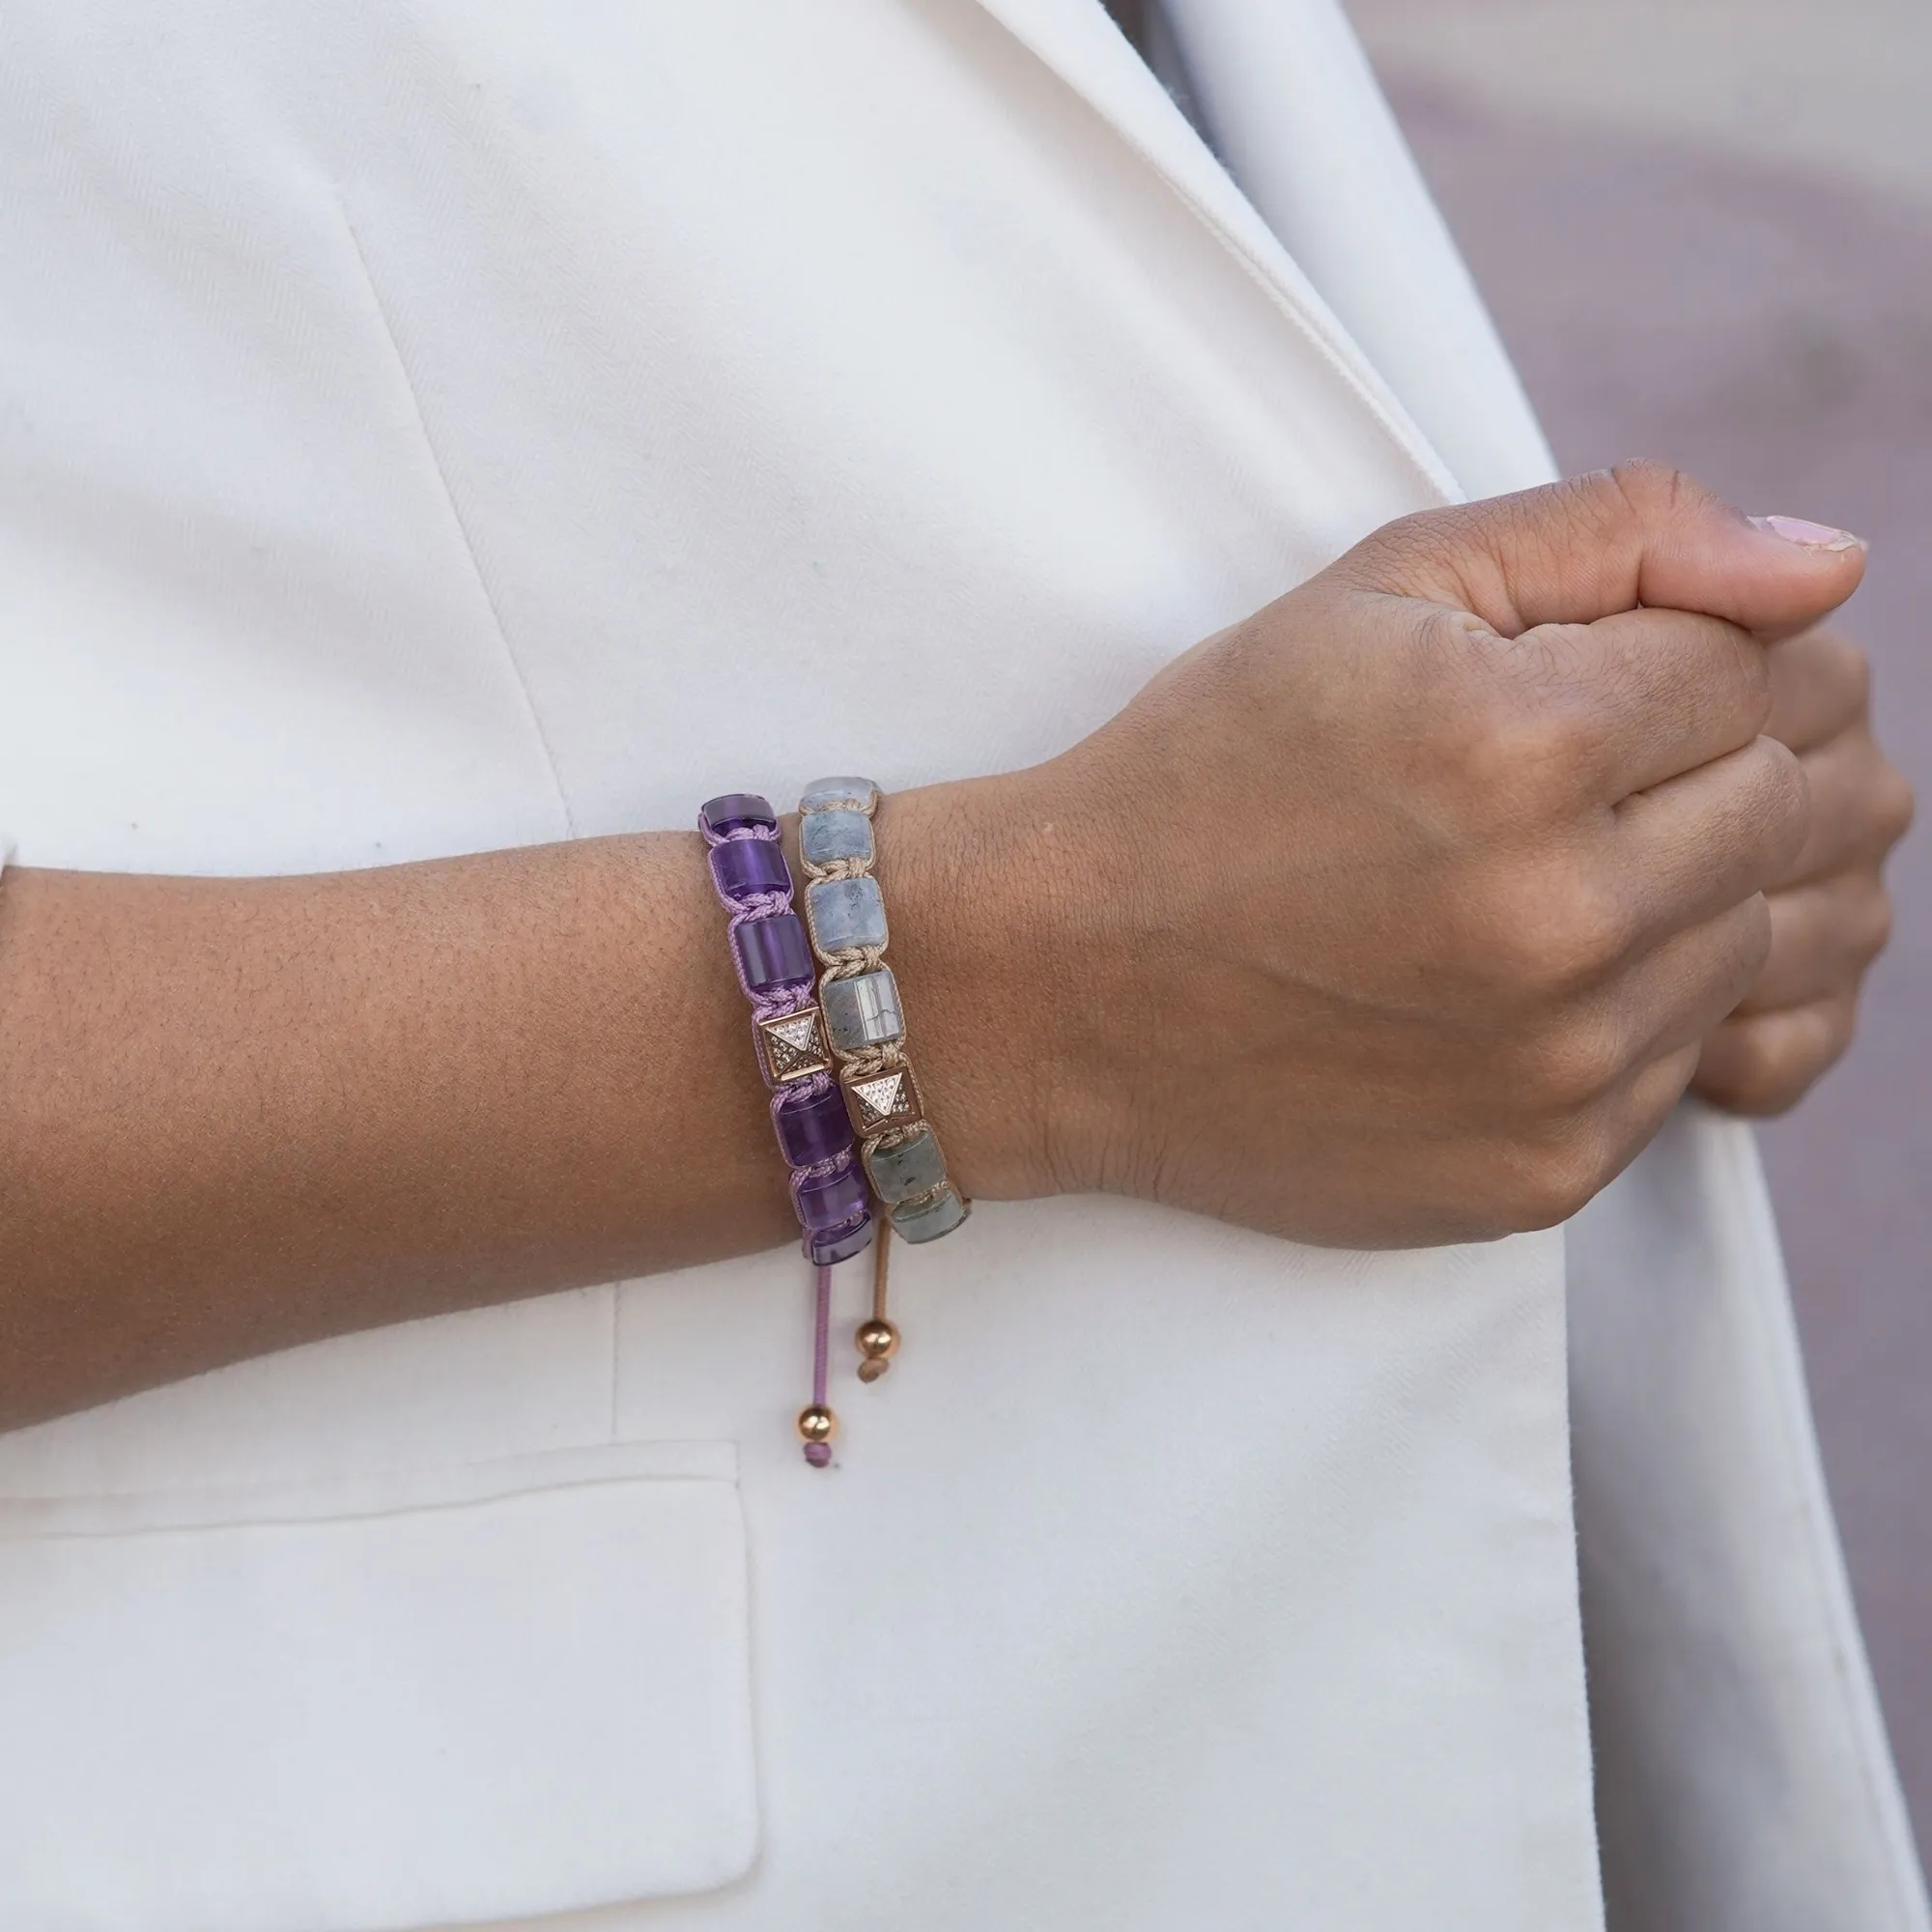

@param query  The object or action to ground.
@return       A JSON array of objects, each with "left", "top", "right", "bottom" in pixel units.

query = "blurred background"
[{"left": 1346, "top": 0, "right": 1932, "bottom": 1861}]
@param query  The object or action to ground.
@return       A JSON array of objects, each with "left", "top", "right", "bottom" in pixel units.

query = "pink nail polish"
[{"left": 1748, "top": 514, "right": 1866, "bottom": 552}]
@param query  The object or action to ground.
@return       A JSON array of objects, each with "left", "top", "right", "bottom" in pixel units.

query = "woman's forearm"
[
  {"left": 0, "top": 468, "right": 1900, "bottom": 1431},
  {"left": 0, "top": 808, "right": 1030, "bottom": 1430}
]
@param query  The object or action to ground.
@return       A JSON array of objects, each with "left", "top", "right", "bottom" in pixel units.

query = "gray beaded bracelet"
[{"left": 798, "top": 777, "right": 969, "bottom": 1378}]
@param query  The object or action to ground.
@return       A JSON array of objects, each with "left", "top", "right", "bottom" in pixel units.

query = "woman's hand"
[
  {"left": 1690, "top": 626, "right": 1913, "bottom": 1114},
  {"left": 0, "top": 463, "right": 1879, "bottom": 1425},
  {"left": 905, "top": 465, "right": 1868, "bottom": 1248}
]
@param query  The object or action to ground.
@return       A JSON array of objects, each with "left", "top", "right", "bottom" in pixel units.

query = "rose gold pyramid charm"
[{"left": 755, "top": 1007, "right": 833, "bottom": 1085}]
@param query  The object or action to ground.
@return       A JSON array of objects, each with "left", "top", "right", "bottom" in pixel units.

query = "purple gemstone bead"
[
  {"left": 698, "top": 792, "right": 776, "bottom": 838},
  {"left": 774, "top": 1083, "right": 856, "bottom": 1168},
  {"left": 794, "top": 1163, "right": 869, "bottom": 1233},
  {"left": 733, "top": 913, "right": 812, "bottom": 992},
  {"left": 807, "top": 1218, "right": 873, "bottom": 1267},
  {"left": 708, "top": 835, "right": 789, "bottom": 902}
]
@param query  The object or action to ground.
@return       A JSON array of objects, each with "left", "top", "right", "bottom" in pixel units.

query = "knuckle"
[
  {"left": 1726, "top": 627, "right": 1776, "bottom": 724},
  {"left": 1344, "top": 509, "right": 1443, "bottom": 590},
  {"left": 1726, "top": 1067, "right": 1809, "bottom": 1117},
  {"left": 1695, "top": 1037, "right": 1779, "bottom": 1117},
  {"left": 1874, "top": 762, "right": 1917, "bottom": 847},
  {"left": 1512, "top": 1016, "right": 1629, "bottom": 1110},
  {"left": 1749, "top": 736, "right": 1812, "bottom": 857},
  {"left": 1518, "top": 469, "right": 1644, "bottom": 577},
  {"left": 1491, "top": 875, "right": 1635, "bottom": 995},
  {"left": 1607, "top": 458, "right": 1699, "bottom": 526},
  {"left": 1713, "top": 1005, "right": 1851, "bottom": 1116},
  {"left": 1454, "top": 686, "right": 1599, "bottom": 820},
  {"left": 1498, "top": 1127, "right": 1620, "bottom": 1232}
]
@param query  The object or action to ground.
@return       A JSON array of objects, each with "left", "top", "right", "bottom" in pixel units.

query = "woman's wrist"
[{"left": 851, "top": 766, "right": 1086, "bottom": 1209}]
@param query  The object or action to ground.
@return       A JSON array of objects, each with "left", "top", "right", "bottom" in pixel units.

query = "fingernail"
[{"left": 1749, "top": 514, "right": 1866, "bottom": 552}]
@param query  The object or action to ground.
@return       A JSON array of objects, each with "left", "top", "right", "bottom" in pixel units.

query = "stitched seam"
[
  {"left": 1134, "top": 154, "right": 1455, "bottom": 504},
  {"left": 337, "top": 203, "right": 577, "bottom": 837},
  {"left": 973, "top": 5, "right": 1457, "bottom": 508},
  {"left": 0, "top": 1470, "right": 736, "bottom": 1543}
]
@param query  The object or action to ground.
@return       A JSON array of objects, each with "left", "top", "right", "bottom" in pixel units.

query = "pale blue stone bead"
[
  {"left": 807, "top": 874, "right": 887, "bottom": 952},
  {"left": 799, "top": 776, "right": 879, "bottom": 814},
  {"left": 891, "top": 1185, "right": 969, "bottom": 1243},
  {"left": 821, "top": 967, "right": 903, "bottom": 1051},
  {"left": 865, "top": 1127, "right": 946, "bottom": 1205},
  {"left": 800, "top": 807, "right": 874, "bottom": 868}
]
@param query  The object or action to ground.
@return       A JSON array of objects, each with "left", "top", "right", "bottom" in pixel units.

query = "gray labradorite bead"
[
  {"left": 891, "top": 1185, "right": 969, "bottom": 1243},
  {"left": 821, "top": 966, "right": 904, "bottom": 1052},
  {"left": 865, "top": 1126, "right": 946, "bottom": 1204},
  {"left": 800, "top": 806, "right": 875, "bottom": 868},
  {"left": 799, "top": 776, "right": 879, "bottom": 814},
  {"left": 807, "top": 874, "right": 887, "bottom": 952}
]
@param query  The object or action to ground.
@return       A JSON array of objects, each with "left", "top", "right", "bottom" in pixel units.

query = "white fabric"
[
  {"left": 1157, "top": 13, "right": 1931, "bottom": 1926},
  {"left": 1161, "top": 0, "right": 1555, "bottom": 498},
  {"left": 1574, "top": 1108, "right": 1930, "bottom": 1931},
  {"left": 0, "top": 2, "right": 1918, "bottom": 1929},
  {"left": 0, "top": 1441, "right": 756, "bottom": 1932}
]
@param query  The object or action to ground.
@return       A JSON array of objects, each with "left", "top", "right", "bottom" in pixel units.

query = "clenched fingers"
[
  {"left": 1762, "top": 625, "right": 1870, "bottom": 752},
  {"left": 1781, "top": 726, "right": 1915, "bottom": 885},
  {"left": 1693, "top": 991, "right": 1861, "bottom": 1116},
  {"left": 1736, "top": 871, "right": 1891, "bottom": 1012},
  {"left": 1606, "top": 734, "right": 1808, "bottom": 947},
  {"left": 1507, "top": 608, "right": 1769, "bottom": 800}
]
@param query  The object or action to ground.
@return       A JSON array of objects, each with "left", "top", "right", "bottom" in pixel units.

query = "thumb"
[{"left": 1342, "top": 460, "right": 1866, "bottom": 641}]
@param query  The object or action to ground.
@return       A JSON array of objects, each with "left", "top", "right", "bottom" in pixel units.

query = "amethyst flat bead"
[
  {"left": 773, "top": 1083, "right": 856, "bottom": 1168},
  {"left": 733, "top": 912, "right": 813, "bottom": 993},
  {"left": 708, "top": 835, "right": 789, "bottom": 902},
  {"left": 698, "top": 792, "right": 777, "bottom": 838},
  {"left": 807, "top": 1218, "right": 873, "bottom": 1267},
  {"left": 794, "top": 1163, "right": 869, "bottom": 1233}
]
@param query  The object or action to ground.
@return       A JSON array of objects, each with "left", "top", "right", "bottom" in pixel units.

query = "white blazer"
[{"left": 0, "top": 2, "right": 1920, "bottom": 1928}]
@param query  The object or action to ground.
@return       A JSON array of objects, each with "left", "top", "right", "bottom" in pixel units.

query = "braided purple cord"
[
  {"left": 707, "top": 823, "right": 800, "bottom": 1016},
  {"left": 804, "top": 1264, "right": 834, "bottom": 1468},
  {"left": 696, "top": 818, "right": 864, "bottom": 1236},
  {"left": 699, "top": 795, "right": 868, "bottom": 1467}
]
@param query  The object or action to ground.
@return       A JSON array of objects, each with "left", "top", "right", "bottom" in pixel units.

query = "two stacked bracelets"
[{"left": 698, "top": 779, "right": 969, "bottom": 1464}]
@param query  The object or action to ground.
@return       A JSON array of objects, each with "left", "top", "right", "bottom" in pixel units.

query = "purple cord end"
[{"left": 804, "top": 1441, "right": 833, "bottom": 1468}]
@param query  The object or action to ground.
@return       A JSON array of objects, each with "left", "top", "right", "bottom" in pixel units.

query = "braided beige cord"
[{"left": 798, "top": 798, "right": 953, "bottom": 1211}]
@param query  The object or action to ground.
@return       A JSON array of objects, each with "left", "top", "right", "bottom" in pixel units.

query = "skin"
[
  {"left": 0, "top": 464, "right": 1909, "bottom": 1429},
  {"left": 1691, "top": 621, "right": 1913, "bottom": 1112}
]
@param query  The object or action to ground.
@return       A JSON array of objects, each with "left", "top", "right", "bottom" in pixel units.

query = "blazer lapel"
[{"left": 958, "top": 0, "right": 1462, "bottom": 503}]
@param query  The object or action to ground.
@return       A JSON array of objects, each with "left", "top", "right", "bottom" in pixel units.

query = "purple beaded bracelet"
[{"left": 698, "top": 791, "right": 872, "bottom": 1466}]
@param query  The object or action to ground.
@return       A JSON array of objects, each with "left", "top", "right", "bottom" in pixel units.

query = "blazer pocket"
[{"left": 0, "top": 1438, "right": 758, "bottom": 1932}]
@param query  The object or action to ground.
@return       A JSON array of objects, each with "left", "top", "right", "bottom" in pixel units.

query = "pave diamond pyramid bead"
[
  {"left": 842, "top": 1061, "right": 923, "bottom": 1136},
  {"left": 756, "top": 1007, "right": 832, "bottom": 1085}
]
